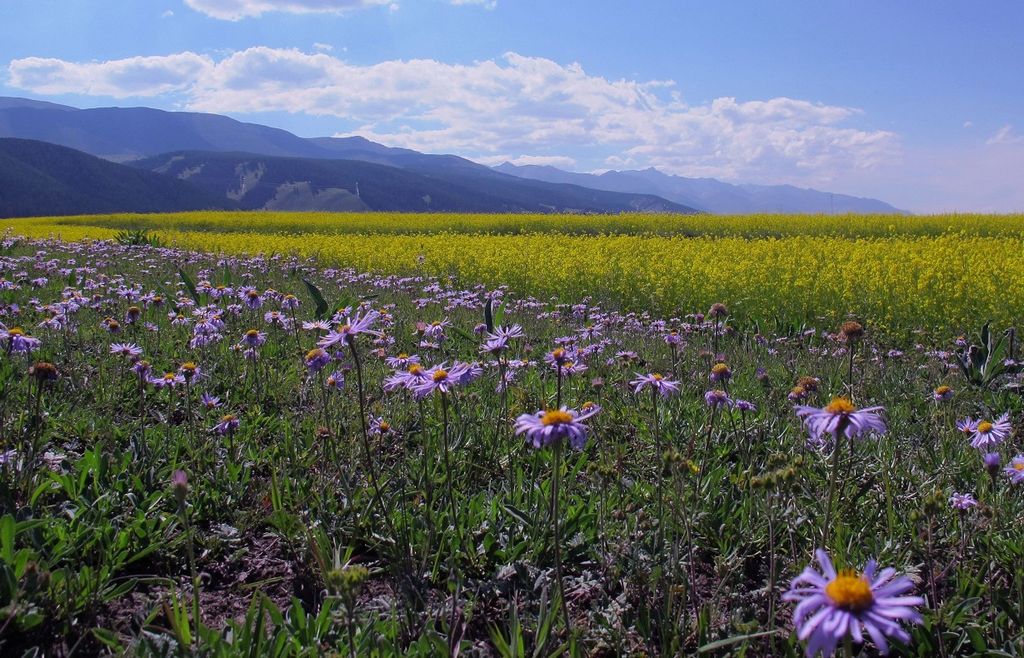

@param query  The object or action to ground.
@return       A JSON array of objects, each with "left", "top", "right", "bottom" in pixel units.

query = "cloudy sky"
[{"left": 2, "top": 0, "right": 1022, "bottom": 212}]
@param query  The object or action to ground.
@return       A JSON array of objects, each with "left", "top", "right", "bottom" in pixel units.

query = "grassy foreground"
[
  {"left": 0, "top": 234, "right": 1022, "bottom": 656},
  {"left": 3, "top": 212, "right": 1024, "bottom": 333}
]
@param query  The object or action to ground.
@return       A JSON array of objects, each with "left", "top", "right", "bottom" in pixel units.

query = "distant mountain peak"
[{"left": 492, "top": 161, "right": 906, "bottom": 214}]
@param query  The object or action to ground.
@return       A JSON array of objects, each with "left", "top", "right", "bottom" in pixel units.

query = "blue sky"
[{"left": 2, "top": 0, "right": 1022, "bottom": 211}]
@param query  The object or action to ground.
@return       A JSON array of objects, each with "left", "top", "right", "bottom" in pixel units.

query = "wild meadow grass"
[{"left": 0, "top": 231, "right": 1022, "bottom": 656}]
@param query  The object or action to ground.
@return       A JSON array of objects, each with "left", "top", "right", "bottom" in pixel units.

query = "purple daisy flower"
[
  {"left": 385, "top": 353, "right": 420, "bottom": 369},
  {"left": 1, "top": 326, "right": 41, "bottom": 353},
  {"left": 630, "top": 372, "right": 681, "bottom": 398},
  {"left": 243, "top": 289, "right": 263, "bottom": 309},
  {"left": 545, "top": 347, "right": 572, "bottom": 368},
  {"left": 150, "top": 372, "right": 185, "bottom": 389},
  {"left": 110, "top": 342, "right": 143, "bottom": 359},
  {"left": 130, "top": 360, "right": 152, "bottom": 381},
  {"left": 304, "top": 348, "right": 332, "bottom": 373},
  {"left": 200, "top": 392, "right": 221, "bottom": 410},
  {"left": 241, "top": 329, "right": 267, "bottom": 348},
  {"left": 704, "top": 389, "right": 732, "bottom": 408},
  {"left": 318, "top": 310, "right": 382, "bottom": 349},
  {"left": 949, "top": 492, "right": 977, "bottom": 509},
  {"left": 795, "top": 398, "right": 886, "bottom": 442},
  {"left": 411, "top": 362, "right": 473, "bottom": 399},
  {"left": 932, "top": 385, "right": 953, "bottom": 402},
  {"left": 710, "top": 362, "right": 732, "bottom": 383},
  {"left": 178, "top": 362, "right": 201, "bottom": 383},
  {"left": 514, "top": 406, "right": 599, "bottom": 450},
  {"left": 968, "top": 413, "right": 1011, "bottom": 449},
  {"left": 213, "top": 414, "right": 240, "bottom": 435},
  {"left": 1005, "top": 455, "right": 1024, "bottom": 484},
  {"left": 983, "top": 452, "right": 1001, "bottom": 477},
  {"left": 734, "top": 399, "right": 757, "bottom": 413},
  {"left": 369, "top": 416, "right": 393, "bottom": 436},
  {"left": 325, "top": 371, "right": 345, "bottom": 391},
  {"left": 783, "top": 549, "right": 924, "bottom": 657},
  {"left": 383, "top": 363, "right": 430, "bottom": 392},
  {"left": 956, "top": 417, "right": 977, "bottom": 435}
]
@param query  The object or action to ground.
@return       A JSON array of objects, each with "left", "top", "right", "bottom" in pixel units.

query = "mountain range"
[
  {"left": 0, "top": 96, "right": 902, "bottom": 216},
  {"left": 492, "top": 163, "right": 904, "bottom": 214},
  {"left": 0, "top": 138, "right": 232, "bottom": 217}
]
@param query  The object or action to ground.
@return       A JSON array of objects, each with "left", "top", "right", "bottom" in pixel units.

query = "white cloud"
[
  {"left": 183, "top": 0, "right": 391, "bottom": 21},
  {"left": 5, "top": 47, "right": 898, "bottom": 183},
  {"left": 474, "top": 154, "right": 577, "bottom": 168},
  {"left": 312, "top": 42, "right": 334, "bottom": 52},
  {"left": 161, "top": 9, "right": 175, "bottom": 18},
  {"left": 7, "top": 52, "right": 212, "bottom": 97},
  {"left": 450, "top": 0, "right": 496, "bottom": 8},
  {"left": 963, "top": 120, "right": 973, "bottom": 128},
  {"left": 986, "top": 124, "right": 1023, "bottom": 146}
]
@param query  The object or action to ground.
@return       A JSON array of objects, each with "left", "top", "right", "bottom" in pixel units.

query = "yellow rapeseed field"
[{"left": 4, "top": 212, "right": 1022, "bottom": 333}]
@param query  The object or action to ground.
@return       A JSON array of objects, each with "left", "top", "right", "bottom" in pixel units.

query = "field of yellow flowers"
[{"left": 4, "top": 211, "right": 1023, "bottom": 333}]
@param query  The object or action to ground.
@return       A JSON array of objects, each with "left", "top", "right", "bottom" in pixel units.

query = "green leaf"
[
  {"left": 698, "top": 630, "right": 779, "bottom": 653},
  {"left": 178, "top": 268, "right": 201, "bottom": 305},
  {"left": 0, "top": 515, "right": 14, "bottom": 564},
  {"left": 302, "top": 278, "right": 329, "bottom": 320},
  {"left": 484, "top": 298, "right": 494, "bottom": 333}
]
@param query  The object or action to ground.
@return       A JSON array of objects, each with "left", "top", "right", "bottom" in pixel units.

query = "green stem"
[
  {"left": 823, "top": 437, "right": 843, "bottom": 549},
  {"left": 551, "top": 441, "right": 572, "bottom": 635}
]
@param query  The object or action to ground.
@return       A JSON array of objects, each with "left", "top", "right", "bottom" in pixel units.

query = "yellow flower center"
[
  {"left": 432, "top": 369, "right": 449, "bottom": 382},
  {"left": 652, "top": 373, "right": 663, "bottom": 381},
  {"left": 935, "top": 385, "right": 951, "bottom": 396},
  {"left": 1014, "top": 462, "right": 1024, "bottom": 471},
  {"left": 163, "top": 373, "right": 176, "bottom": 381},
  {"left": 552, "top": 348, "right": 566, "bottom": 360},
  {"left": 181, "top": 362, "right": 197, "bottom": 372},
  {"left": 306, "top": 348, "right": 325, "bottom": 361},
  {"left": 408, "top": 364, "right": 424, "bottom": 376},
  {"left": 246, "top": 329, "right": 259, "bottom": 338},
  {"left": 541, "top": 410, "right": 573, "bottom": 426},
  {"left": 711, "top": 363, "right": 730, "bottom": 375},
  {"left": 221, "top": 414, "right": 236, "bottom": 423},
  {"left": 398, "top": 353, "right": 409, "bottom": 359},
  {"left": 8, "top": 327, "right": 24, "bottom": 336},
  {"left": 977, "top": 421, "right": 993, "bottom": 434},
  {"left": 379, "top": 422, "right": 391, "bottom": 432},
  {"left": 248, "top": 291, "right": 259, "bottom": 298},
  {"left": 338, "top": 324, "right": 351, "bottom": 333},
  {"left": 824, "top": 397, "right": 856, "bottom": 414},
  {"left": 825, "top": 570, "right": 874, "bottom": 611}
]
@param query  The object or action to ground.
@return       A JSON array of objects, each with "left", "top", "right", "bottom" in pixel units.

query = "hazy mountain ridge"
[
  {"left": 130, "top": 151, "right": 694, "bottom": 213},
  {"left": 493, "top": 163, "right": 905, "bottom": 214},
  {"left": 0, "top": 138, "right": 233, "bottom": 218}
]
